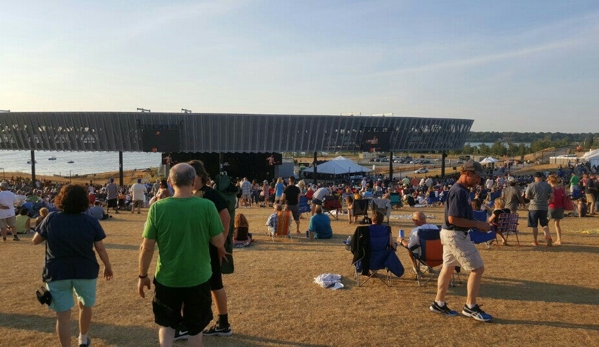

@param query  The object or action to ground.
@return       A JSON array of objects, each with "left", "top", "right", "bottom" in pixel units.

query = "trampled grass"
[{"left": 2, "top": 205, "right": 598, "bottom": 346}]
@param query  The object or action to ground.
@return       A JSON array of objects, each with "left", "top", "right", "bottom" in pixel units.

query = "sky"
[{"left": 1, "top": 0, "right": 598, "bottom": 132}]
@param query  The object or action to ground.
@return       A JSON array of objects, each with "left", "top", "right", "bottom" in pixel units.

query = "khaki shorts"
[
  {"left": 440, "top": 229, "right": 484, "bottom": 271},
  {"left": 0, "top": 216, "right": 16, "bottom": 229},
  {"left": 586, "top": 193, "right": 595, "bottom": 203}
]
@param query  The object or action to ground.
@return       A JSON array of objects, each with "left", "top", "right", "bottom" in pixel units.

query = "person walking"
[
  {"left": 281, "top": 176, "right": 301, "bottom": 234},
  {"left": 138, "top": 163, "right": 224, "bottom": 347},
  {"left": 33, "top": 184, "right": 113, "bottom": 347},
  {"left": 105, "top": 178, "right": 119, "bottom": 214},
  {"left": 526, "top": 172, "right": 554, "bottom": 246},
  {"left": 0, "top": 181, "right": 19, "bottom": 241},
  {"left": 175, "top": 160, "right": 233, "bottom": 338},
  {"left": 430, "top": 160, "right": 493, "bottom": 322},
  {"left": 547, "top": 174, "right": 566, "bottom": 245},
  {"left": 130, "top": 178, "right": 147, "bottom": 214}
]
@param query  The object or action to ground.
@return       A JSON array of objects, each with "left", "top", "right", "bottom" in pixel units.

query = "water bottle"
[
  {"left": 399, "top": 229, "right": 405, "bottom": 239},
  {"left": 346, "top": 236, "right": 352, "bottom": 244}
]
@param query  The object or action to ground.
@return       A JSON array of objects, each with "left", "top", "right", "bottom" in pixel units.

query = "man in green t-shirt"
[{"left": 138, "top": 163, "right": 224, "bottom": 347}]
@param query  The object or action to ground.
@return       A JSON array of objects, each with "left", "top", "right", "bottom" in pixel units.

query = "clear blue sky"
[{"left": 1, "top": 1, "right": 598, "bottom": 132}]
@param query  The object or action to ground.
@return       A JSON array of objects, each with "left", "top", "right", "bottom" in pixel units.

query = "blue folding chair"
[{"left": 353, "top": 225, "right": 404, "bottom": 286}]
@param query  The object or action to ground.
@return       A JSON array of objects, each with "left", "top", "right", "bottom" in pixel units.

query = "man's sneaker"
[
  {"left": 174, "top": 329, "right": 189, "bottom": 340},
  {"left": 462, "top": 304, "right": 493, "bottom": 322},
  {"left": 79, "top": 337, "right": 91, "bottom": 347},
  {"left": 203, "top": 324, "right": 232, "bottom": 336},
  {"left": 13, "top": 235, "right": 20, "bottom": 241},
  {"left": 429, "top": 302, "right": 458, "bottom": 317}
]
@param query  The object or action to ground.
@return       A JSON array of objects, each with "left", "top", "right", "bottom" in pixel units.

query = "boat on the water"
[
  {"left": 48, "top": 156, "right": 57, "bottom": 160},
  {"left": 27, "top": 160, "right": 37, "bottom": 164},
  {"left": 67, "top": 160, "right": 74, "bottom": 164}
]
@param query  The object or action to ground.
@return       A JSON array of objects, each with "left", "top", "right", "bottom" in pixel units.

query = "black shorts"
[
  {"left": 107, "top": 199, "right": 117, "bottom": 208},
  {"left": 208, "top": 244, "right": 224, "bottom": 291},
  {"left": 312, "top": 198, "right": 323, "bottom": 206},
  {"left": 152, "top": 279, "right": 213, "bottom": 336},
  {"left": 286, "top": 204, "right": 300, "bottom": 221}
]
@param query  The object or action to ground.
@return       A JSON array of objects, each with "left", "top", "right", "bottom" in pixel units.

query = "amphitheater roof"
[{"left": 0, "top": 112, "right": 473, "bottom": 153}]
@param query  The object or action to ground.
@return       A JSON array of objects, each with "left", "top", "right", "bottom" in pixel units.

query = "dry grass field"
[{"left": 1, "top": 202, "right": 598, "bottom": 346}]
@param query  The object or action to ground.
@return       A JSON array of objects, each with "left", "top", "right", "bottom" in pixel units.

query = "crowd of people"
[{"left": 1, "top": 156, "right": 598, "bottom": 345}]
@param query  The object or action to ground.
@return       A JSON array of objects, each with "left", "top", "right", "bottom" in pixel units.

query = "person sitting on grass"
[
  {"left": 487, "top": 198, "right": 510, "bottom": 245},
  {"left": 307, "top": 205, "right": 333, "bottom": 240},
  {"left": 233, "top": 213, "right": 252, "bottom": 247},
  {"left": 14, "top": 208, "right": 34, "bottom": 234}
]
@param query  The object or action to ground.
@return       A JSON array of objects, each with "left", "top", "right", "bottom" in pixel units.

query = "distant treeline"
[
  {"left": 467, "top": 132, "right": 598, "bottom": 144},
  {"left": 457, "top": 132, "right": 599, "bottom": 157}
]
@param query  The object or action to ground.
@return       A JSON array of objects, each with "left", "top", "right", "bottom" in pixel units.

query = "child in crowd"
[
  {"left": 266, "top": 204, "right": 283, "bottom": 236},
  {"left": 488, "top": 198, "right": 511, "bottom": 245},
  {"left": 35, "top": 207, "right": 50, "bottom": 228},
  {"left": 345, "top": 195, "right": 357, "bottom": 224},
  {"left": 233, "top": 213, "right": 252, "bottom": 247}
]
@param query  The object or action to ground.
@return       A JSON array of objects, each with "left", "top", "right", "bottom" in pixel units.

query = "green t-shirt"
[
  {"left": 143, "top": 196, "right": 223, "bottom": 287},
  {"left": 570, "top": 175, "right": 580, "bottom": 188}
]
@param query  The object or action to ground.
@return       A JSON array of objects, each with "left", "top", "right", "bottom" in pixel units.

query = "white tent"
[
  {"left": 302, "top": 156, "right": 371, "bottom": 175},
  {"left": 582, "top": 149, "right": 599, "bottom": 167},
  {"left": 480, "top": 156, "right": 500, "bottom": 164}
]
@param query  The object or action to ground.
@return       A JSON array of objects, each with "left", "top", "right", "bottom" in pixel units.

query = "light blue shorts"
[{"left": 46, "top": 279, "right": 97, "bottom": 312}]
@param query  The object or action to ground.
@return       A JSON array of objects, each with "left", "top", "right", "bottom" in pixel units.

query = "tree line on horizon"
[{"left": 459, "top": 132, "right": 598, "bottom": 157}]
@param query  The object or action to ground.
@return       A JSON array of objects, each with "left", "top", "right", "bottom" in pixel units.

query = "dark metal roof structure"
[{"left": 0, "top": 112, "right": 473, "bottom": 152}]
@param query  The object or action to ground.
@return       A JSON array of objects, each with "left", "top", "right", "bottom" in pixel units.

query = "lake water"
[{"left": 0, "top": 150, "right": 162, "bottom": 176}]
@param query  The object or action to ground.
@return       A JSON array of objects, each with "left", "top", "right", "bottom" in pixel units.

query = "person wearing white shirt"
[
  {"left": 398, "top": 211, "right": 439, "bottom": 271},
  {"left": 485, "top": 177, "right": 494, "bottom": 190},
  {"left": 311, "top": 187, "right": 330, "bottom": 215},
  {"left": 0, "top": 181, "right": 20, "bottom": 241},
  {"left": 130, "top": 179, "right": 147, "bottom": 214}
]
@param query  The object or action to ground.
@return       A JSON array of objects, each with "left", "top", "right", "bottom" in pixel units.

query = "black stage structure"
[{"left": 0, "top": 112, "right": 474, "bottom": 185}]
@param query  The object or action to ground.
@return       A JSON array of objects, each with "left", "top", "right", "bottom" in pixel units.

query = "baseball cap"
[
  {"left": 533, "top": 171, "right": 545, "bottom": 178},
  {"left": 0, "top": 181, "right": 8, "bottom": 189},
  {"left": 462, "top": 160, "right": 485, "bottom": 177}
]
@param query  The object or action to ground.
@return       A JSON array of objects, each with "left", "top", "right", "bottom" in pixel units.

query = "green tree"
[
  {"left": 491, "top": 141, "right": 507, "bottom": 157},
  {"left": 479, "top": 143, "right": 491, "bottom": 156}
]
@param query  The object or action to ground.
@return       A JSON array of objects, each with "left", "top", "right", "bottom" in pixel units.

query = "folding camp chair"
[
  {"left": 268, "top": 210, "right": 293, "bottom": 241},
  {"left": 389, "top": 192, "right": 402, "bottom": 208},
  {"left": 352, "top": 199, "right": 370, "bottom": 224},
  {"left": 408, "top": 228, "right": 459, "bottom": 287},
  {"left": 470, "top": 210, "right": 498, "bottom": 248},
  {"left": 298, "top": 196, "right": 311, "bottom": 218},
  {"left": 495, "top": 213, "right": 520, "bottom": 246},
  {"left": 426, "top": 194, "right": 440, "bottom": 207},
  {"left": 372, "top": 198, "right": 391, "bottom": 224},
  {"left": 323, "top": 195, "right": 342, "bottom": 220},
  {"left": 351, "top": 225, "right": 404, "bottom": 287}
]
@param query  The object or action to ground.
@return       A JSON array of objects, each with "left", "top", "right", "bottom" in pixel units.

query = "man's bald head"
[
  {"left": 412, "top": 211, "right": 427, "bottom": 225},
  {"left": 169, "top": 163, "right": 196, "bottom": 188}
]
